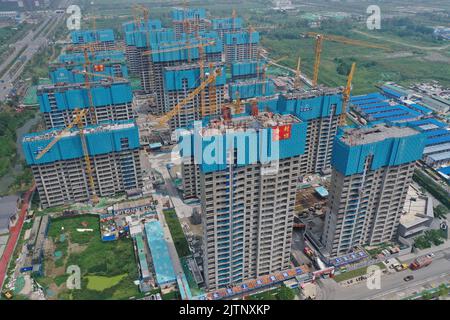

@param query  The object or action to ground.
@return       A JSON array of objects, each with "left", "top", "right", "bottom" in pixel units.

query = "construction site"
[
  {"left": 1, "top": 2, "right": 370, "bottom": 300},
  {"left": 1, "top": 1, "right": 447, "bottom": 302}
]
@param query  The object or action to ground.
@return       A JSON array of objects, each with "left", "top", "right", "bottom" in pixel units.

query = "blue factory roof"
[
  {"left": 144, "top": 221, "right": 177, "bottom": 286},
  {"left": 381, "top": 86, "right": 406, "bottom": 99},
  {"left": 229, "top": 80, "right": 274, "bottom": 100},
  {"left": 179, "top": 113, "right": 307, "bottom": 173},
  {"left": 427, "top": 135, "right": 450, "bottom": 146},
  {"left": 224, "top": 31, "right": 259, "bottom": 45},
  {"left": 125, "top": 29, "right": 175, "bottom": 47},
  {"left": 171, "top": 7, "right": 206, "bottom": 21},
  {"left": 332, "top": 124, "right": 426, "bottom": 176},
  {"left": 122, "top": 19, "right": 162, "bottom": 33},
  {"left": 278, "top": 89, "right": 344, "bottom": 121},
  {"left": 163, "top": 64, "right": 226, "bottom": 91},
  {"left": 438, "top": 166, "right": 450, "bottom": 177},
  {"left": 408, "top": 103, "right": 432, "bottom": 115},
  {"left": 350, "top": 92, "right": 387, "bottom": 103},
  {"left": 408, "top": 119, "right": 447, "bottom": 129},
  {"left": 212, "top": 17, "right": 243, "bottom": 30},
  {"left": 22, "top": 121, "right": 140, "bottom": 166},
  {"left": 71, "top": 29, "right": 115, "bottom": 44},
  {"left": 38, "top": 82, "right": 133, "bottom": 113}
]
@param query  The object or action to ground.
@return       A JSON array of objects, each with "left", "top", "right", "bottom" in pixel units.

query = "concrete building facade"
[
  {"left": 22, "top": 121, "right": 143, "bottom": 208},
  {"left": 279, "top": 87, "right": 344, "bottom": 176},
  {"left": 37, "top": 81, "right": 135, "bottom": 129},
  {"left": 180, "top": 112, "right": 307, "bottom": 289},
  {"left": 224, "top": 31, "right": 259, "bottom": 65},
  {"left": 163, "top": 63, "right": 227, "bottom": 131}
]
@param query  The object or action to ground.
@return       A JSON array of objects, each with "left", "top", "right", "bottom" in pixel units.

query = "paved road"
[
  {"left": 317, "top": 247, "right": 450, "bottom": 300},
  {"left": 0, "top": 12, "right": 63, "bottom": 101},
  {"left": 353, "top": 30, "right": 450, "bottom": 51}
]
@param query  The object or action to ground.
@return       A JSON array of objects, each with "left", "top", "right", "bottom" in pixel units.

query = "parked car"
[{"left": 404, "top": 275, "right": 414, "bottom": 282}]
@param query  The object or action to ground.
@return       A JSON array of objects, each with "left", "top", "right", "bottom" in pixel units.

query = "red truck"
[{"left": 410, "top": 256, "right": 432, "bottom": 270}]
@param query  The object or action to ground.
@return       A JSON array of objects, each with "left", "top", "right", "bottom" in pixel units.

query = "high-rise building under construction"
[
  {"left": 224, "top": 30, "right": 259, "bottom": 65},
  {"left": 321, "top": 124, "right": 425, "bottom": 257},
  {"left": 122, "top": 19, "right": 163, "bottom": 75},
  {"left": 70, "top": 29, "right": 116, "bottom": 52},
  {"left": 279, "top": 87, "right": 344, "bottom": 175},
  {"left": 22, "top": 121, "right": 143, "bottom": 208},
  {"left": 37, "top": 80, "right": 135, "bottom": 129},
  {"left": 171, "top": 7, "right": 207, "bottom": 39},
  {"left": 180, "top": 112, "right": 307, "bottom": 290},
  {"left": 143, "top": 35, "right": 223, "bottom": 115},
  {"left": 163, "top": 62, "right": 227, "bottom": 130}
]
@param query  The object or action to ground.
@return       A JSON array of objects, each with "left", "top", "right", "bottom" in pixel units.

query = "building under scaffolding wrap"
[
  {"left": 163, "top": 62, "right": 227, "bottom": 130},
  {"left": 179, "top": 112, "right": 307, "bottom": 289},
  {"left": 322, "top": 124, "right": 426, "bottom": 257},
  {"left": 171, "top": 7, "right": 207, "bottom": 39},
  {"left": 37, "top": 80, "right": 134, "bottom": 129},
  {"left": 49, "top": 51, "right": 129, "bottom": 85},
  {"left": 142, "top": 34, "right": 223, "bottom": 115},
  {"left": 70, "top": 29, "right": 116, "bottom": 52},
  {"left": 22, "top": 121, "right": 143, "bottom": 208}
]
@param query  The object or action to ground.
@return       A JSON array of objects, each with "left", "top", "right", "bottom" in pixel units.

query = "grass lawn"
[
  {"left": 163, "top": 209, "right": 191, "bottom": 258},
  {"left": 38, "top": 214, "right": 141, "bottom": 300},
  {"left": 334, "top": 263, "right": 386, "bottom": 283}
]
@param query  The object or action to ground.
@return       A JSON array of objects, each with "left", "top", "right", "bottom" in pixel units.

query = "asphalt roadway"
[{"left": 317, "top": 247, "right": 450, "bottom": 300}]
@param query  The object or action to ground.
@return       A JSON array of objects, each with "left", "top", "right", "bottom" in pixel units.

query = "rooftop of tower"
[
  {"left": 199, "top": 112, "right": 301, "bottom": 137},
  {"left": 340, "top": 123, "right": 421, "bottom": 147},
  {"left": 23, "top": 121, "right": 136, "bottom": 143},
  {"left": 281, "top": 85, "right": 344, "bottom": 99}
]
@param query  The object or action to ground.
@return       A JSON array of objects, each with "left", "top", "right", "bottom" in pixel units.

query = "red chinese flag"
[{"left": 94, "top": 64, "right": 105, "bottom": 72}]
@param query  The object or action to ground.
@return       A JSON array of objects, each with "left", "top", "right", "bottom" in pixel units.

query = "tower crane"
[
  {"left": 306, "top": 32, "right": 390, "bottom": 87},
  {"left": 36, "top": 109, "right": 99, "bottom": 205},
  {"left": 294, "top": 56, "right": 302, "bottom": 90},
  {"left": 71, "top": 69, "right": 129, "bottom": 83}
]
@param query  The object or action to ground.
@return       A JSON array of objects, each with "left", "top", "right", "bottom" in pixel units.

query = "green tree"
[{"left": 438, "top": 284, "right": 449, "bottom": 298}]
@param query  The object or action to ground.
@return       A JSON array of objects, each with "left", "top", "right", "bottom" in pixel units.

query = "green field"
[
  {"left": 86, "top": 274, "right": 127, "bottom": 291},
  {"left": 36, "top": 215, "right": 141, "bottom": 300}
]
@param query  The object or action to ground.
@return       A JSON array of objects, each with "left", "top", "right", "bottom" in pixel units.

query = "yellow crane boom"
[
  {"left": 307, "top": 32, "right": 389, "bottom": 87},
  {"left": 156, "top": 67, "right": 222, "bottom": 126},
  {"left": 294, "top": 56, "right": 302, "bottom": 90},
  {"left": 312, "top": 34, "right": 324, "bottom": 87},
  {"left": 71, "top": 69, "right": 128, "bottom": 82},
  {"left": 36, "top": 109, "right": 88, "bottom": 160},
  {"left": 340, "top": 62, "right": 357, "bottom": 126},
  {"left": 141, "top": 40, "right": 216, "bottom": 56}
]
